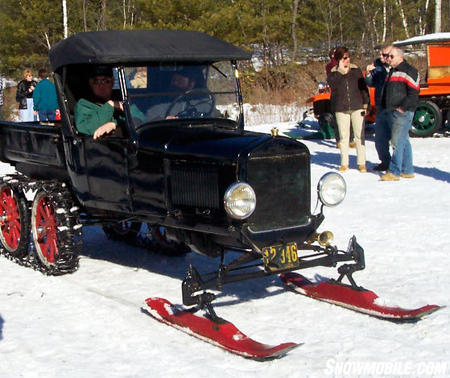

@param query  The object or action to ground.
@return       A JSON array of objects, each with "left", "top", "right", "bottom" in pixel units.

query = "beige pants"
[{"left": 335, "top": 110, "right": 366, "bottom": 167}]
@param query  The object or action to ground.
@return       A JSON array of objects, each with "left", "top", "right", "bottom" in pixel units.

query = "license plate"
[{"left": 262, "top": 242, "right": 299, "bottom": 272}]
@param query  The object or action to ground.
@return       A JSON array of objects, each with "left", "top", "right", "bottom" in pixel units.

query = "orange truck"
[{"left": 307, "top": 33, "right": 450, "bottom": 138}]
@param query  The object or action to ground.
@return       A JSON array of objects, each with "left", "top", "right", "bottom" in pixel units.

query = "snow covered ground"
[{"left": 0, "top": 114, "right": 449, "bottom": 378}]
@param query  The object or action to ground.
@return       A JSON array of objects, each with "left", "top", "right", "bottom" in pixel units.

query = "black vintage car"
[{"left": 0, "top": 30, "right": 362, "bottom": 310}]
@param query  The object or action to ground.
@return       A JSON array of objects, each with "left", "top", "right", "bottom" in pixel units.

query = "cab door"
[{"left": 67, "top": 134, "right": 132, "bottom": 213}]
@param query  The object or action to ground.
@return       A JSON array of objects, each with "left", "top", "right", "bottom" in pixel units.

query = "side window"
[{"left": 125, "top": 67, "right": 147, "bottom": 89}]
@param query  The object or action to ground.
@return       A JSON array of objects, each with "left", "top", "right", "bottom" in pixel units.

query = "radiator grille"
[
  {"left": 171, "top": 164, "right": 220, "bottom": 208},
  {"left": 247, "top": 150, "right": 310, "bottom": 232}
]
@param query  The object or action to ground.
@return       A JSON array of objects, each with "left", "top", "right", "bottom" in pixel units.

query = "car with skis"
[
  {"left": 0, "top": 30, "right": 441, "bottom": 360},
  {"left": 306, "top": 33, "right": 450, "bottom": 138}
]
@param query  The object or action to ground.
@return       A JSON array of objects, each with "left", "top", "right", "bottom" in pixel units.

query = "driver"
[
  {"left": 145, "top": 69, "right": 219, "bottom": 121},
  {"left": 165, "top": 71, "right": 197, "bottom": 119},
  {"left": 74, "top": 66, "right": 145, "bottom": 139}
]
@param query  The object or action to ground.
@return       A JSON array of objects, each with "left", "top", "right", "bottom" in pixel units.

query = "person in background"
[
  {"left": 0, "top": 73, "right": 4, "bottom": 117},
  {"left": 365, "top": 45, "right": 392, "bottom": 171},
  {"left": 33, "top": 68, "right": 59, "bottom": 122},
  {"left": 16, "top": 69, "right": 37, "bottom": 122},
  {"left": 327, "top": 46, "right": 369, "bottom": 172},
  {"left": 379, "top": 47, "right": 419, "bottom": 181},
  {"left": 325, "top": 48, "right": 337, "bottom": 76}
]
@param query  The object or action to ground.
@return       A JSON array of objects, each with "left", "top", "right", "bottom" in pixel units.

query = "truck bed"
[{"left": 0, "top": 121, "right": 68, "bottom": 180}]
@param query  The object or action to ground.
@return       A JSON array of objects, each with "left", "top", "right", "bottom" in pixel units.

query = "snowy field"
[{"left": 0, "top": 113, "right": 449, "bottom": 378}]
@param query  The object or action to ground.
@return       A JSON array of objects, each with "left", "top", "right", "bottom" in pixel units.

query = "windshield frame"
[{"left": 116, "top": 61, "right": 245, "bottom": 132}]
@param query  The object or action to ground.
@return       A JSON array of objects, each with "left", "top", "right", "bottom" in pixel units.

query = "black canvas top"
[{"left": 49, "top": 30, "right": 252, "bottom": 70}]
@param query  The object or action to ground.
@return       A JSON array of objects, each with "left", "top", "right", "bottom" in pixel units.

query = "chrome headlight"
[
  {"left": 317, "top": 172, "right": 346, "bottom": 207},
  {"left": 224, "top": 182, "right": 256, "bottom": 219}
]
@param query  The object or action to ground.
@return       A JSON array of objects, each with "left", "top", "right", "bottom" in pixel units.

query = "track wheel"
[
  {"left": 149, "top": 224, "right": 190, "bottom": 256},
  {"left": 411, "top": 101, "right": 442, "bottom": 137},
  {"left": 31, "top": 191, "right": 60, "bottom": 268},
  {"left": 102, "top": 221, "right": 142, "bottom": 243},
  {"left": 0, "top": 185, "right": 30, "bottom": 257}
]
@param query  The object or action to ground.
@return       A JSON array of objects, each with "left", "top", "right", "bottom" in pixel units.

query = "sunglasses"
[
  {"left": 383, "top": 54, "right": 395, "bottom": 59},
  {"left": 92, "top": 78, "right": 113, "bottom": 84},
  {"left": 342, "top": 56, "right": 350, "bottom": 60}
]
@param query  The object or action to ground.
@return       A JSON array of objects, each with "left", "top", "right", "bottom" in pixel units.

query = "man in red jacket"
[{"left": 377, "top": 47, "right": 420, "bottom": 181}]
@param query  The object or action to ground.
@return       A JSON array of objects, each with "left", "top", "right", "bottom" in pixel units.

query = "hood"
[{"left": 137, "top": 123, "right": 272, "bottom": 161}]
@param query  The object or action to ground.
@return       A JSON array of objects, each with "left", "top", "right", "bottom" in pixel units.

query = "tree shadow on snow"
[
  {"left": 413, "top": 165, "right": 450, "bottom": 183},
  {"left": 310, "top": 150, "right": 380, "bottom": 172},
  {"left": 0, "top": 315, "right": 3, "bottom": 340}
]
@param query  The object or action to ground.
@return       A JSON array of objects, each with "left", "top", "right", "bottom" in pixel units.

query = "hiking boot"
[
  {"left": 373, "top": 163, "right": 389, "bottom": 172},
  {"left": 349, "top": 141, "right": 356, "bottom": 148},
  {"left": 400, "top": 173, "right": 415, "bottom": 178},
  {"left": 381, "top": 172, "right": 400, "bottom": 181},
  {"left": 338, "top": 165, "right": 348, "bottom": 172},
  {"left": 358, "top": 165, "right": 367, "bottom": 173}
]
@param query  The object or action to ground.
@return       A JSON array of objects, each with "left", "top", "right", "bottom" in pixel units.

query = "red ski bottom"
[
  {"left": 280, "top": 273, "right": 441, "bottom": 321},
  {"left": 143, "top": 297, "right": 299, "bottom": 360}
]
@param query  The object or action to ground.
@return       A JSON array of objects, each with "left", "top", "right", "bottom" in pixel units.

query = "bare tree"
[
  {"left": 382, "top": 0, "right": 387, "bottom": 42},
  {"left": 419, "top": 0, "right": 430, "bottom": 34},
  {"left": 435, "top": 0, "right": 442, "bottom": 32},
  {"left": 98, "top": 0, "right": 107, "bottom": 30},
  {"left": 291, "top": 0, "right": 299, "bottom": 61},
  {"left": 62, "top": 0, "right": 68, "bottom": 38},
  {"left": 83, "top": 0, "right": 88, "bottom": 32},
  {"left": 396, "top": 0, "right": 410, "bottom": 38}
]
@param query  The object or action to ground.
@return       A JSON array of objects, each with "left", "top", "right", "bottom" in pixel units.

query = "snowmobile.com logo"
[{"left": 324, "top": 358, "right": 447, "bottom": 376}]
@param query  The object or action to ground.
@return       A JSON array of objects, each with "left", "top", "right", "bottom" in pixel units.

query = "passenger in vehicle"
[{"left": 74, "top": 66, "right": 145, "bottom": 139}]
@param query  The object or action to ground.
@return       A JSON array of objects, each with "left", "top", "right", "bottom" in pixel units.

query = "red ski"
[
  {"left": 143, "top": 297, "right": 300, "bottom": 360},
  {"left": 280, "top": 272, "right": 441, "bottom": 321}
]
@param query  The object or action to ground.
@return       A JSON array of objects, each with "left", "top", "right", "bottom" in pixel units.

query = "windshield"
[{"left": 122, "top": 62, "right": 242, "bottom": 125}]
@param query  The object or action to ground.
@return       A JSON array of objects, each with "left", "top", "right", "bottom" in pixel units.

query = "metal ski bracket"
[
  {"left": 336, "top": 236, "right": 366, "bottom": 289},
  {"left": 182, "top": 264, "right": 222, "bottom": 322}
]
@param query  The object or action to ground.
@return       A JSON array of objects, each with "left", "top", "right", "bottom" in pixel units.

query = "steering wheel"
[{"left": 164, "top": 89, "right": 215, "bottom": 119}]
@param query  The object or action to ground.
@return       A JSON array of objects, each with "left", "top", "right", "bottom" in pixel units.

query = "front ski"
[
  {"left": 280, "top": 272, "right": 441, "bottom": 321},
  {"left": 142, "top": 297, "right": 299, "bottom": 360}
]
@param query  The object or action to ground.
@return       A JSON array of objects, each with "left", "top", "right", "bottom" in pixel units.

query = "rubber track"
[{"left": 0, "top": 174, "right": 82, "bottom": 275}]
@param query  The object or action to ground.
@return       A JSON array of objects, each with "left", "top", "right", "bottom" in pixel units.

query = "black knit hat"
[{"left": 89, "top": 65, "right": 113, "bottom": 78}]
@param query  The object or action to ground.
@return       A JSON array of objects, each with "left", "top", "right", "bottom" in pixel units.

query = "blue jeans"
[
  {"left": 38, "top": 109, "right": 56, "bottom": 122},
  {"left": 374, "top": 108, "right": 392, "bottom": 166},
  {"left": 389, "top": 110, "right": 414, "bottom": 176}
]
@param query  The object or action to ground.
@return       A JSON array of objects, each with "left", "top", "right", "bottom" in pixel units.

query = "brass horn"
[{"left": 308, "top": 231, "right": 334, "bottom": 246}]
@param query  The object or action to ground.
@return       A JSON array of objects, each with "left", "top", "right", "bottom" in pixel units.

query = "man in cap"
[{"left": 74, "top": 65, "right": 144, "bottom": 139}]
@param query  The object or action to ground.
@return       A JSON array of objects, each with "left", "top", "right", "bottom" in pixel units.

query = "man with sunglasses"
[
  {"left": 378, "top": 47, "right": 420, "bottom": 181},
  {"left": 75, "top": 66, "right": 145, "bottom": 139},
  {"left": 74, "top": 65, "right": 123, "bottom": 139},
  {"left": 365, "top": 45, "right": 392, "bottom": 172}
]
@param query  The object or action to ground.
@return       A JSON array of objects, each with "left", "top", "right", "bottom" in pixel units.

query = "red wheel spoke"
[
  {"left": 49, "top": 238, "right": 58, "bottom": 262},
  {"left": 37, "top": 205, "right": 46, "bottom": 222},
  {"left": 11, "top": 218, "right": 21, "bottom": 230},
  {"left": 5, "top": 231, "right": 14, "bottom": 247},
  {"left": 43, "top": 238, "right": 51, "bottom": 258},
  {"left": 33, "top": 193, "right": 59, "bottom": 266},
  {"left": 0, "top": 187, "right": 24, "bottom": 251}
]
